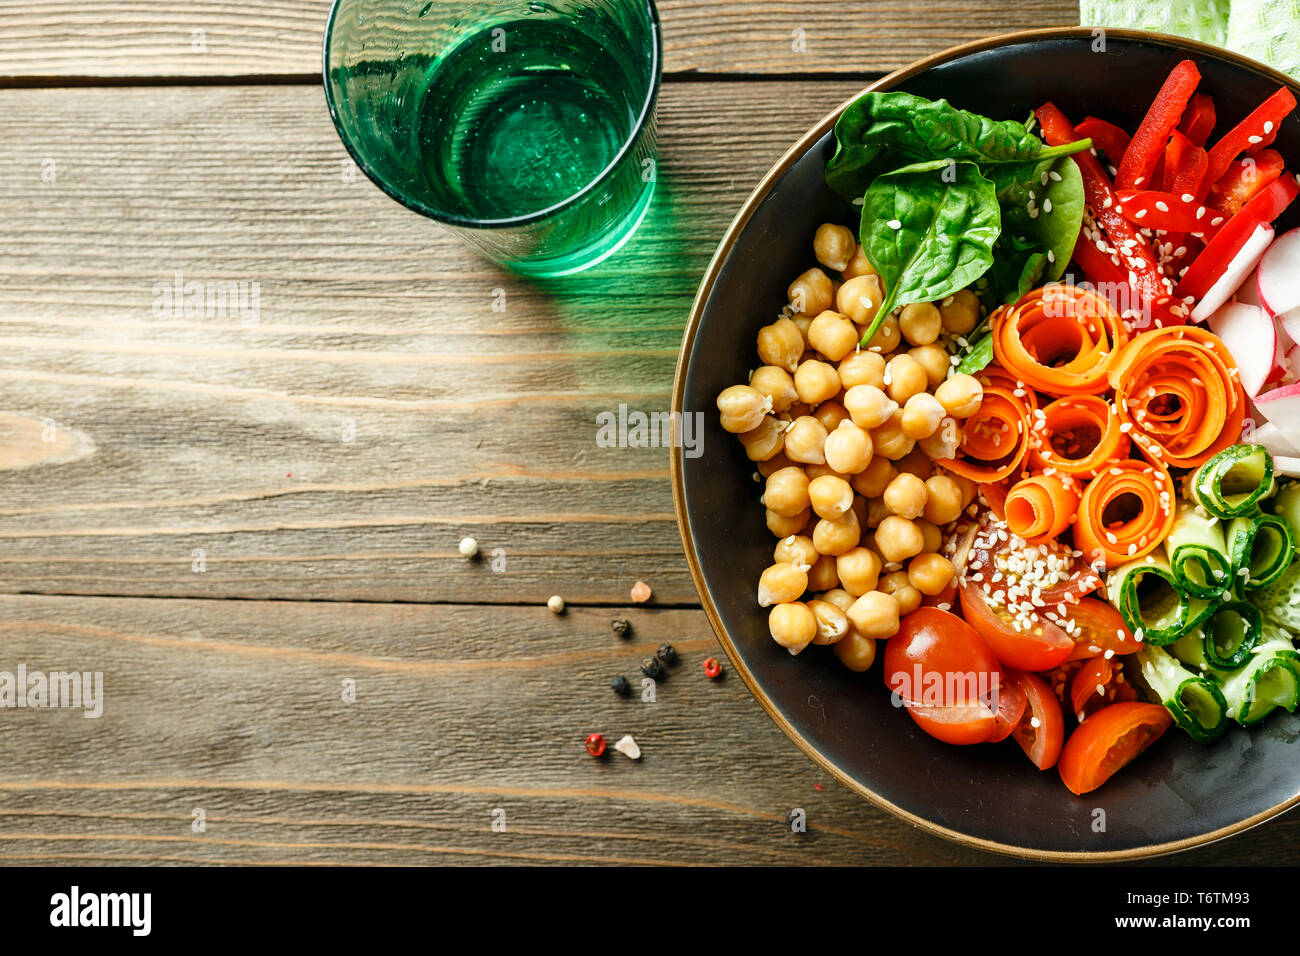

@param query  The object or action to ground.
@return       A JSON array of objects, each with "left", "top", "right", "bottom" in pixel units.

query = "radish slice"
[
  {"left": 1207, "top": 301, "right": 1276, "bottom": 396},
  {"left": 1239, "top": 267, "right": 1265, "bottom": 308},
  {"left": 1192, "top": 224, "right": 1275, "bottom": 322},
  {"left": 1256, "top": 227, "right": 1300, "bottom": 316},
  {"left": 1254, "top": 380, "right": 1300, "bottom": 451},
  {"left": 1248, "top": 420, "right": 1300, "bottom": 457},
  {"left": 1273, "top": 456, "right": 1300, "bottom": 480}
]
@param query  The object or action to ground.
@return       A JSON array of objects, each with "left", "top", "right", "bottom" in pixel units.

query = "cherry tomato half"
[
  {"left": 1063, "top": 598, "right": 1140, "bottom": 661},
  {"left": 1058, "top": 702, "right": 1173, "bottom": 795},
  {"left": 1069, "top": 654, "right": 1138, "bottom": 723},
  {"left": 1009, "top": 670, "right": 1065, "bottom": 770},
  {"left": 884, "top": 608, "right": 1005, "bottom": 746},
  {"left": 959, "top": 580, "right": 1075, "bottom": 672}
]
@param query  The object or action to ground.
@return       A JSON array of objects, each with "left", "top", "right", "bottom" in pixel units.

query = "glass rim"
[{"left": 322, "top": 0, "right": 662, "bottom": 230}]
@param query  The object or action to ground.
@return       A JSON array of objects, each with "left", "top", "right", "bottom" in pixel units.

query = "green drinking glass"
[{"left": 324, "top": 0, "right": 661, "bottom": 276}]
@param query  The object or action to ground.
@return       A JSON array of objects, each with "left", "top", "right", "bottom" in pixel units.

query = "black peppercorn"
[
  {"left": 656, "top": 642, "right": 677, "bottom": 665},
  {"left": 611, "top": 618, "right": 630, "bottom": 638},
  {"left": 609, "top": 675, "right": 630, "bottom": 696},
  {"left": 640, "top": 656, "right": 663, "bottom": 679}
]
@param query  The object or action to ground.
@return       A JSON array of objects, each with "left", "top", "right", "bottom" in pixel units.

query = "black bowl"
[{"left": 672, "top": 27, "right": 1300, "bottom": 860}]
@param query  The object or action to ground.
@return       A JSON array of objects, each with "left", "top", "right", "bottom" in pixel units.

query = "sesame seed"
[
  {"left": 887, "top": 219, "right": 902, "bottom": 230},
  {"left": 1249, "top": 135, "right": 1263, "bottom": 144},
  {"left": 1180, "top": 193, "right": 1194, "bottom": 203},
  {"left": 1135, "top": 209, "right": 1148, "bottom": 219},
  {"left": 1155, "top": 200, "right": 1169, "bottom": 212}
]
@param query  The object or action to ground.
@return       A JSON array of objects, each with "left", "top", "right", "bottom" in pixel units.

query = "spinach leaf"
[
  {"left": 987, "top": 153, "right": 1085, "bottom": 292},
  {"left": 956, "top": 331, "right": 995, "bottom": 376},
  {"left": 827, "top": 91, "right": 1092, "bottom": 203},
  {"left": 859, "top": 159, "right": 1001, "bottom": 344},
  {"left": 979, "top": 232, "right": 1049, "bottom": 308}
]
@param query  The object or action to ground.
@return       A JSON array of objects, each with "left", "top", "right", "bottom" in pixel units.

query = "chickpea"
[
  {"left": 899, "top": 302, "right": 942, "bottom": 346},
  {"left": 766, "top": 506, "right": 810, "bottom": 538},
  {"left": 841, "top": 243, "right": 876, "bottom": 280},
  {"left": 812, "top": 509, "right": 861, "bottom": 557},
  {"left": 786, "top": 401, "right": 813, "bottom": 419},
  {"left": 788, "top": 268, "right": 834, "bottom": 316},
  {"left": 792, "top": 314, "right": 813, "bottom": 347},
  {"left": 813, "top": 223, "right": 856, "bottom": 272},
  {"left": 909, "top": 344, "right": 951, "bottom": 389},
  {"left": 908, "top": 552, "right": 956, "bottom": 596},
  {"left": 823, "top": 420, "right": 873, "bottom": 475},
  {"left": 764, "top": 466, "right": 810, "bottom": 517},
  {"left": 769, "top": 601, "right": 818, "bottom": 655},
  {"left": 875, "top": 514, "right": 925, "bottom": 563},
  {"left": 901, "top": 392, "right": 947, "bottom": 440},
  {"left": 922, "top": 474, "right": 964, "bottom": 525},
  {"left": 804, "top": 462, "right": 845, "bottom": 481},
  {"left": 885, "top": 353, "right": 927, "bottom": 405},
  {"left": 895, "top": 447, "right": 934, "bottom": 481},
  {"left": 758, "top": 561, "right": 809, "bottom": 607},
  {"left": 808, "top": 474, "right": 855, "bottom": 520},
  {"left": 834, "top": 629, "right": 878, "bottom": 671},
  {"left": 934, "top": 373, "right": 984, "bottom": 418},
  {"left": 864, "top": 495, "right": 892, "bottom": 529},
  {"left": 846, "top": 590, "right": 901, "bottom": 639},
  {"left": 783, "top": 416, "right": 828, "bottom": 465},
  {"left": 812, "top": 399, "right": 849, "bottom": 433},
  {"left": 940, "top": 288, "right": 980, "bottom": 335},
  {"left": 851, "top": 455, "right": 897, "bottom": 498},
  {"left": 836, "top": 546, "right": 882, "bottom": 596},
  {"left": 739, "top": 415, "right": 785, "bottom": 461},
  {"left": 952, "top": 472, "right": 978, "bottom": 508},
  {"left": 862, "top": 313, "right": 901, "bottom": 354},
  {"left": 807, "top": 553, "right": 839, "bottom": 591},
  {"left": 879, "top": 570, "right": 923, "bottom": 615},
  {"left": 869, "top": 411, "right": 916, "bottom": 461},
  {"left": 793, "top": 359, "right": 839, "bottom": 406},
  {"left": 837, "top": 274, "right": 884, "bottom": 325},
  {"left": 820, "top": 587, "right": 856, "bottom": 614},
  {"left": 773, "top": 535, "right": 815, "bottom": 568},
  {"left": 882, "top": 472, "right": 927, "bottom": 520},
  {"left": 916, "top": 518, "right": 943, "bottom": 554},
  {"left": 807, "top": 310, "right": 859, "bottom": 362},
  {"left": 838, "top": 349, "right": 886, "bottom": 389},
  {"left": 756, "top": 316, "right": 804, "bottom": 372},
  {"left": 843, "top": 384, "right": 897, "bottom": 429},
  {"left": 757, "top": 451, "right": 795, "bottom": 478},
  {"left": 850, "top": 494, "right": 868, "bottom": 530},
  {"left": 717, "top": 384, "right": 771, "bottom": 433},
  {"left": 750, "top": 365, "right": 798, "bottom": 414},
  {"left": 917, "top": 416, "right": 961, "bottom": 460},
  {"left": 807, "top": 598, "right": 850, "bottom": 645}
]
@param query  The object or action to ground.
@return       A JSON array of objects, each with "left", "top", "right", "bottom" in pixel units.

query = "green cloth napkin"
[{"left": 1081, "top": 0, "right": 1300, "bottom": 79}]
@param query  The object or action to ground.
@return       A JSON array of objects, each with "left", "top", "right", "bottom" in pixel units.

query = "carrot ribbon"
[
  {"left": 1074, "top": 459, "right": 1178, "bottom": 569},
  {"left": 1004, "top": 474, "right": 1083, "bottom": 545},
  {"left": 1028, "top": 394, "right": 1131, "bottom": 478},
  {"left": 1107, "top": 326, "right": 1246, "bottom": 469},
  {"left": 936, "top": 357, "right": 1036, "bottom": 483},
  {"left": 991, "top": 285, "right": 1129, "bottom": 396}
]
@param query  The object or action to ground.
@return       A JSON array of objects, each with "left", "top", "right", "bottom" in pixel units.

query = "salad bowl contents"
[{"left": 674, "top": 30, "right": 1300, "bottom": 858}]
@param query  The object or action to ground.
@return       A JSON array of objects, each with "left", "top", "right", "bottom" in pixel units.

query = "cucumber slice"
[
  {"left": 1166, "top": 504, "right": 1231, "bottom": 599},
  {"left": 1186, "top": 444, "right": 1275, "bottom": 519},
  {"left": 1216, "top": 624, "right": 1300, "bottom": 727},
  {"left": 1226, "top": 513, "right": 1294, "bottom": 591},
  {"left": 1107, "top": 550, "right": 1196, "bottom": 646},
  {"left": 1201, "top": 601, "right": 1263, "bottom": 669},
  {"left": 1137, "top": 643, "right": 1230, "bottom": 743},
  {"left": 1256, "top": 558, "right": 1300, "bottom": 635}
]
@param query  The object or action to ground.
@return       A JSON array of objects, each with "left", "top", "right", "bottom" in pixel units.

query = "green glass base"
[{"left": 505, "top": 179, "right": 656, "bottom": 278}]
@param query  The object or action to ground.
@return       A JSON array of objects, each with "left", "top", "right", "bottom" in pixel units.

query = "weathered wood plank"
[
  {"left": 0, "top": 0, "right": 1078, "bottom": 80},
  {"left": 0, "top": 80, "right": 863, "bottom": 603},
  {"left": 0, "top": 594, "right": 1290, "bottom": 865}
]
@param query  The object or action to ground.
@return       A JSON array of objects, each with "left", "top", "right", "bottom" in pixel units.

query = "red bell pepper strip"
[
  {"left": 1037, "top": 102, "right": 1174, "bottom": 304},
  {"left": 1070, "top": 230, "right": 1128, "bottom": 283},
  {"left": 1167, "top": 138, "right": 1209, "bottom": 198},
  {"left": 1116, "top": 60, "right": 1202, "bottom": 190},
  {"left": 1209, "top": 148, "right": 1285, "bottom": 216},
  {"left": 1115, "top": 189, "right": 1225, "bottom": 238},
  {"left": 1176, "top": 174, "right": 1300, "bottom": 301},
  {"left": 1075, "top": 117, "right": 1131, "bottom": 168},
  {"left": 1178, "top": 93, "right": 1217, "bottom": 147},
  {"left": 1202, "top": 87, "right": 1296, "bottom": 197}
]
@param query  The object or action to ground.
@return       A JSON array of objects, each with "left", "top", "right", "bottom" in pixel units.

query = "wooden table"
[{"left": 0, "top": 0, "right": 1294, "bottom": 866}]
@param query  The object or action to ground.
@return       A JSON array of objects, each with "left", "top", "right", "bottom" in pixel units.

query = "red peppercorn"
[
  {"left": 703, "top": 657, "right": 723, "bottom": 679},
  {"left": 585, "top": 733, "right": 606, "bottom": 757}
]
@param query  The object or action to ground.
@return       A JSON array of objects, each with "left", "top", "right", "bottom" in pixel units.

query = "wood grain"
[
  {"left": 0, "top": 80, "right": 865, "bottom": 604},
  {"left": 0, "top": 593, "right": 1292, "bottom": 866},
  {"left": 0, "top": 0, "right": 1078, "bottom": 80}
]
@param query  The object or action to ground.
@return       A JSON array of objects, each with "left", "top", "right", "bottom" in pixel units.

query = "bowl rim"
[{"left": 670, "top": 25, "right": 1300, "bottom": 863}]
